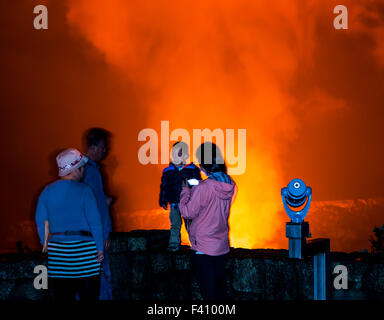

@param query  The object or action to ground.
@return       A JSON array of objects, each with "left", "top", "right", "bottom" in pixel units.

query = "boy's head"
[{"left": 171, "top": 141, "right": 189, "bottom": 166}]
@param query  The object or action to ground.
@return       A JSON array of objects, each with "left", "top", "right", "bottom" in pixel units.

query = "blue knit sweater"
[{"left": 35, "top": 180, "right": 104, "bottom": 251}]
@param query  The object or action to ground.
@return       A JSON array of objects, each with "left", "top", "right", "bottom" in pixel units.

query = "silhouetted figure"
[
  {"left": 83, "top": 128, "right": 114, "bottom": 300},
  {"left": 16, "top": 241, "right": 30, "bottom": 257},
  {"left": 16, "top": 241, "right": 23, "bottom": 255},
  {"left": 16, "top": 241, "right": 27, "bottom": 258},
  {"left": 371, "top": 225, "right": 384, "bottom": 256}
]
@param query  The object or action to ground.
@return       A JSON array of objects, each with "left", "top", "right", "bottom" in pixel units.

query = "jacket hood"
[{"left": 207, "top": 178, "right": 235, "bottom": 200}]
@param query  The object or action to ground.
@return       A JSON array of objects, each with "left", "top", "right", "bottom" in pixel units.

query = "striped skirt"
[{"left": 48, "top": 240, "right": 101, "bottom": 278}]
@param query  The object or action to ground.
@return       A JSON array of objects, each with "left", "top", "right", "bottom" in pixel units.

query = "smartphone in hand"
[{"left": 187, "top": 179, "right": 199, "bottom": 187}]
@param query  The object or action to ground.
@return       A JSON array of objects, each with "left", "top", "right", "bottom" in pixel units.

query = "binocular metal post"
[
  {"left": 286, "top": 224, "right": 331, "bottom": 300},
  {"left": 286, "top": 222, "right": 310, "bottom": 259},
  {"left": 306, "top": 238, "right": 331, "bottom": 300}
]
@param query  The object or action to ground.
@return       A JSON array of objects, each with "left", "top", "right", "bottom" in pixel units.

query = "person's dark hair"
[
  {"left": 85, "top": 128, "right": 110, "bottom": 148},
  {"left": 196, "top": 142, "right": 227, "bottom": 174}
]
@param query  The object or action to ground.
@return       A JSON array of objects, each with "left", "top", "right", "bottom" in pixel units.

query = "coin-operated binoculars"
[
  {"left": 281, "top": 178, "right": 312, "bottom": 259},
  {"left": 282, "top": 178, "right": 331, "bottom": 300}
]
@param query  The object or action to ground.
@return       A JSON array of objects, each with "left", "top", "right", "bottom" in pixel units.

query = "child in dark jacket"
[{"left": 159, "top": 142, "right": 201, "bottom": 251}]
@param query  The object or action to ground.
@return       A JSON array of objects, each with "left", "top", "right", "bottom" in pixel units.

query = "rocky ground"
[{"left": 0, "top": 230, "right": 383, "bottom": 300}]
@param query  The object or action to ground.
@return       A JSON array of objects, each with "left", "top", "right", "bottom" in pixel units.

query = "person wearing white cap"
[{"left": 35, "top": 148, "right": 104, "bottom": 300}]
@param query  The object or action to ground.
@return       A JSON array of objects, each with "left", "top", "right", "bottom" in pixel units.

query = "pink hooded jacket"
[{"left": 179, "top": 177, "right": 236, "bottom": 256}]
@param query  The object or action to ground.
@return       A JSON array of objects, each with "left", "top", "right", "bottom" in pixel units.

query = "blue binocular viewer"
[
  {"left": 281, "top": 178, "right": 312, "bottom": 223},
  {"left": 281, "top": 180, "right": 330, "bottom": 300}
]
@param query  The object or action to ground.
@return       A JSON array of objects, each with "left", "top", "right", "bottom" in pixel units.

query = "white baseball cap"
[{"left": 56, "top": 148, "right": 88, "bottom": 177}]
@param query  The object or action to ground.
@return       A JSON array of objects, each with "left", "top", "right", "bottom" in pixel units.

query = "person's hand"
[
  {"left": 161, "top": 202, "right": 168, "bottom": 210},
  {"left": 43, "top": 220, "right": 50, "bottom": 253},
  {"left": 95, "top": 250, "right": 105, "bottom": 263},
  {"left": 104, "top": 239, "right": 111, "bottom": 250},
  {"left": 106, "top": 195, "right": 114, "bottom": 206},
  {"left": 181, "top": 179, "right": 189, "bottom": 188}
]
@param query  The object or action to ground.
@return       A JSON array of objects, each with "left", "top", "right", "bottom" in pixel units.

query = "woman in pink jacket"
[{"left": 179, "top": 143, "right": 236, "bottom": 300}]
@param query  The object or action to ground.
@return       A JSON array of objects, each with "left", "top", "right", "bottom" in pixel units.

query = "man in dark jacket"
[
  {"left": 159, "top": 142, "right": 201, "bottom": 251},
  {"left": 83, "top": 128, "right": 114, "bottom": 300}
]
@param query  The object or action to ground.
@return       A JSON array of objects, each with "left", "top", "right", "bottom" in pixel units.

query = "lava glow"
[
  {"left": 67, "top": 0, "right": 306, "bottom": 249},
  {"left": 64, "top": 0, "right": 384, "bottom": 250}
]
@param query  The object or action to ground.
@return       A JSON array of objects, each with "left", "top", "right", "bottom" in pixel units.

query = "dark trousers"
[
  {"left": 50, "top": 276, "right": 100, "bottom": 301},
  {"left": 191, "top": 252, "right": 228, "bottom": 300}
]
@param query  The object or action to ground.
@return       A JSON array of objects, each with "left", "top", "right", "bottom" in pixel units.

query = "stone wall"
[{"left": 0, "top": 230, "right": 383, "bottom": 300}]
